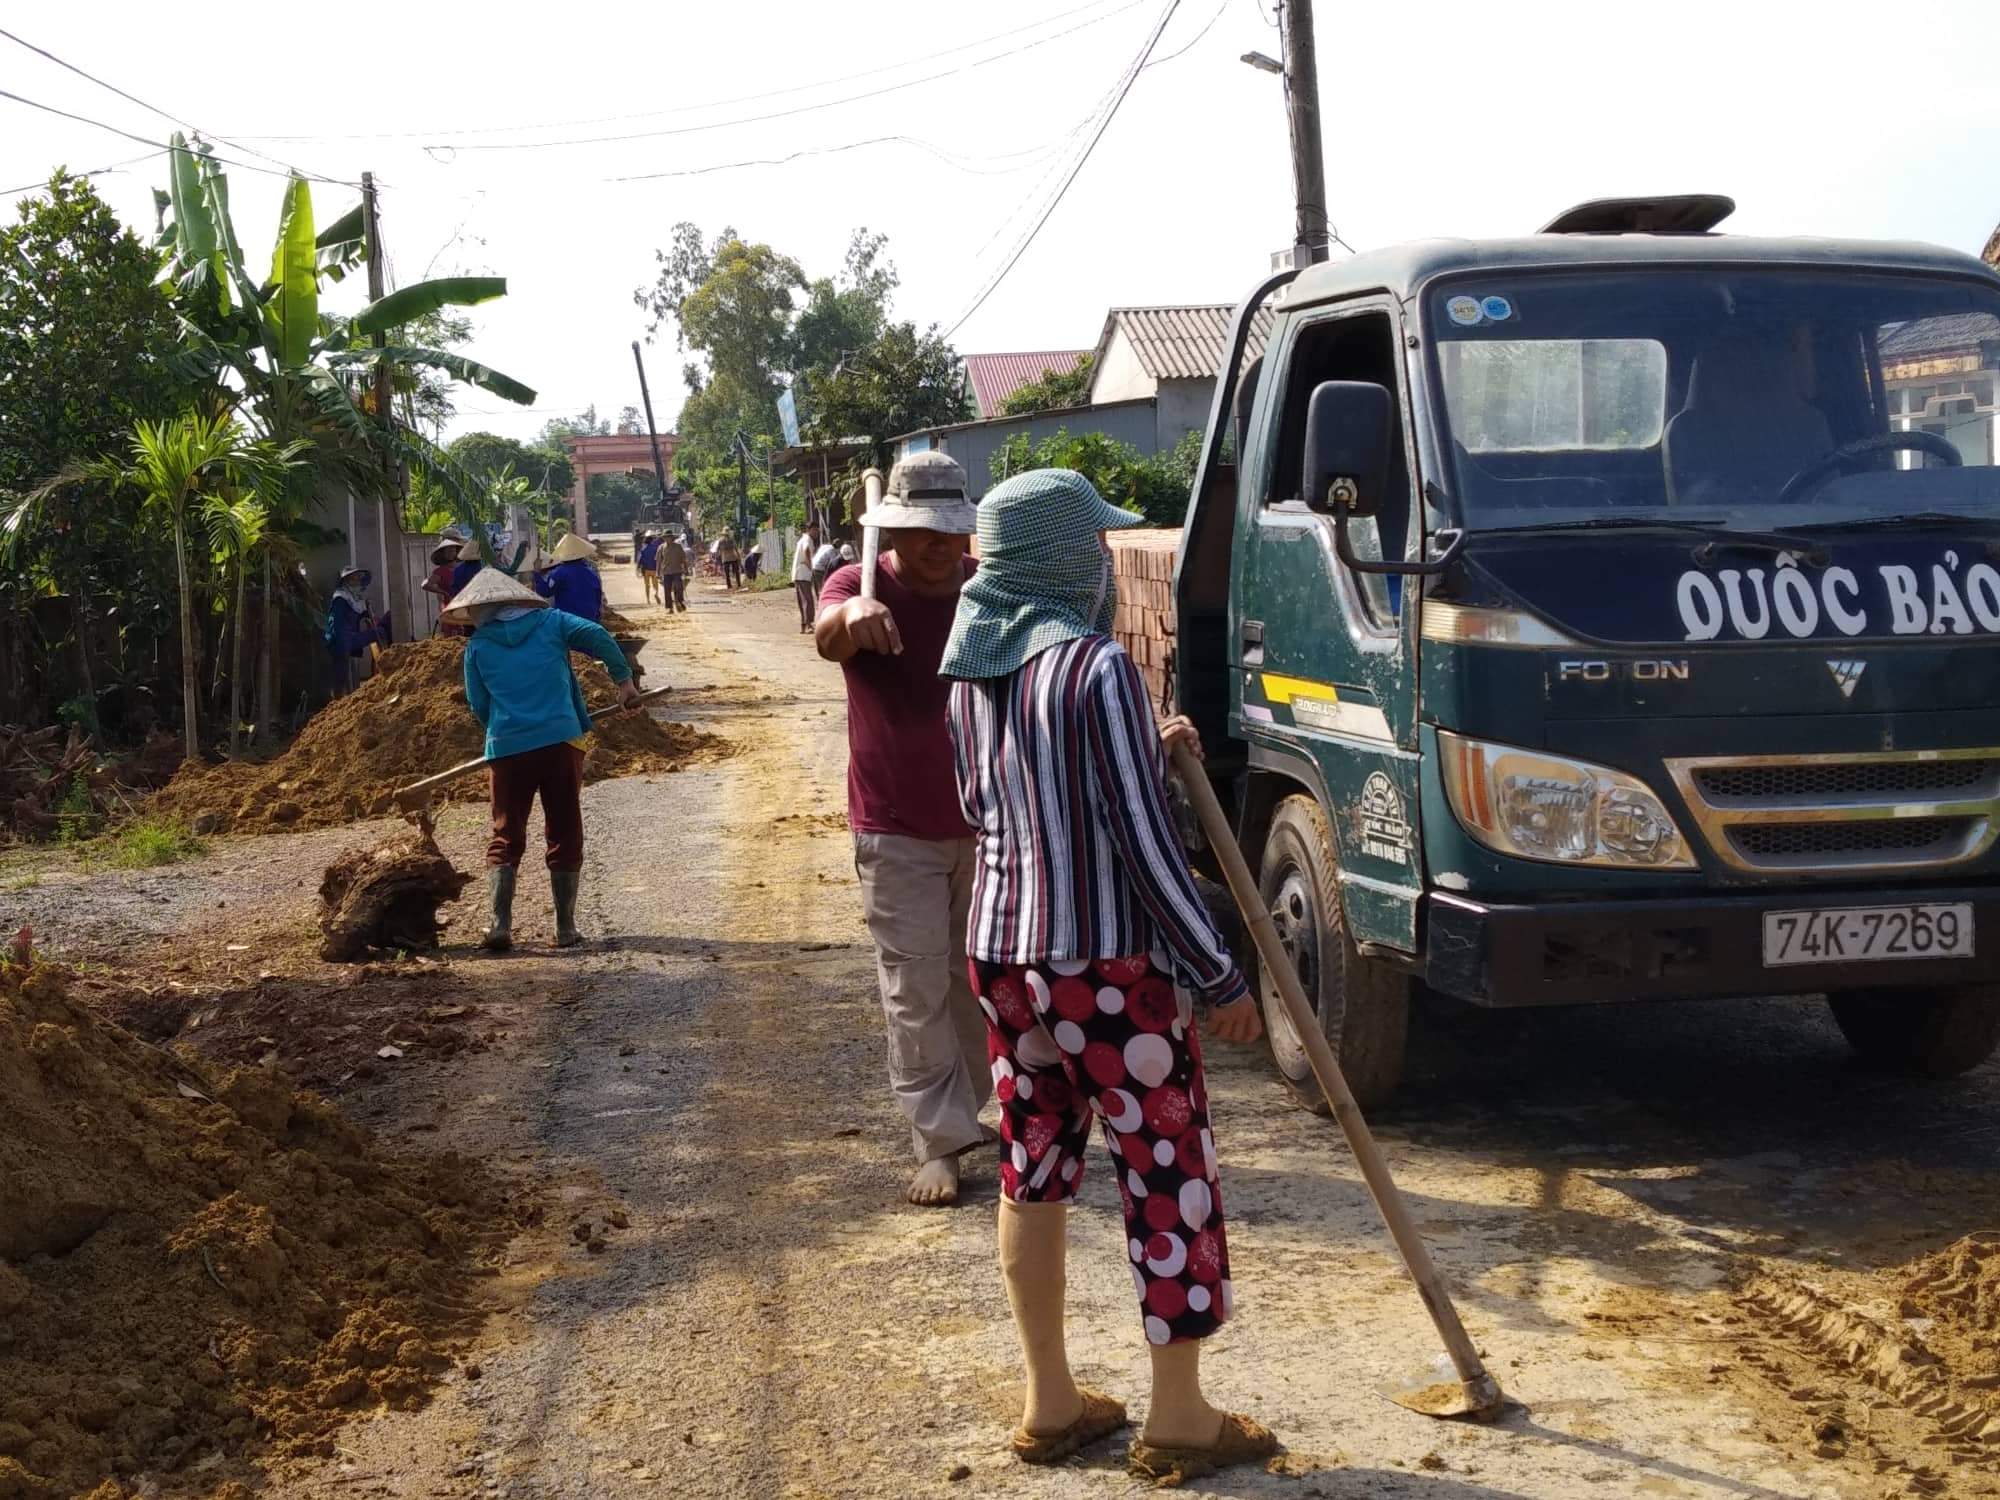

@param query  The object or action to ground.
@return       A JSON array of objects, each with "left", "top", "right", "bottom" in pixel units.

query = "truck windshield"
[{"left": 1428, "top": 269, "right": 2000, "bottom": 531}]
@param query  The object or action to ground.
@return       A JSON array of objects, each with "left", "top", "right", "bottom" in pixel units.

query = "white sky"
[{"left": 6, "top": 0, "right": 2000, "bottom": 448}]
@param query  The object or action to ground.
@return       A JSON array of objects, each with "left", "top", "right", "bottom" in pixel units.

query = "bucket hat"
[
  {"left": 550, "top": 532, "right": 597, "bottom": 565},
  {"left": 338, "top": 565, "right": 370, "bottom": 587},
  {"left": 439, "top": 566, "right": 549, "bottom": 627},
  {"left": 860, "top": 450, "right": 976, "bottom": 534},
  {"left": 939, "top": 468, "right": 1142, "bottom": 680}
]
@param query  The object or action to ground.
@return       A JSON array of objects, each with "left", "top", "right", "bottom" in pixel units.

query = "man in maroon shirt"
[{"left": 816, "top": 451, "right": 991, "bottom": 1206}]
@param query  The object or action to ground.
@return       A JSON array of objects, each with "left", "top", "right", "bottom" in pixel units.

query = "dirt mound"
[
  {"left": 150, "top": 637, "right": 727, "bottom": 835},
  {"left": 1904, "top": 1233, "right": 2000, "bottom": 1377},
  {"left": 317, "top": 820, "right": 471, "bottom": 962},
  {"left": 0, "top": 952, "right": 515, "bottom": 1498}
]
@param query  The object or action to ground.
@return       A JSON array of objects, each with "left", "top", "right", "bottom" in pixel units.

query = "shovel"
[
  {"left": 391, "top": 686, "right": 674, "bottom": 814},
  {"left": 1169, "top": 741, "right": 1507, "bottom": 1422}
]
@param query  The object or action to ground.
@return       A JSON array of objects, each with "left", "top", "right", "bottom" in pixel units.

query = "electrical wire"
[
  {"left": 0, "top": 148, "right": 165, "bottom": 198},
  {"left": 605, "top": 127, "right": 1083, "bottom": 185},
  {"left": 1143, "top": 0, "right": 1230, "bottom": 68},
  {"left": 946, "top": 0, "right": 1181, "bottom": 340},
  {"left": 231, "top": 0, "right": 1145, "bottom": 145},
  {"left": 0, "top": 24, "right": 348, "bottom": 183},
  {"left": 0, "top": 87, "right": 363, "bottom": 187},
  {"left": 428, "top": 2, "right": 1148, "bottom": 154}
]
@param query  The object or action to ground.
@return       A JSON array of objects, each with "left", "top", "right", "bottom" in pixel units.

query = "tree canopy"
[{"left": 999, "top": 355, "right": 1095, "bottom": 417}]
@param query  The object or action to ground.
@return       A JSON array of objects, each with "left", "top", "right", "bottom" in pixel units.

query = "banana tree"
[
  {"left": 87, "top": 412, "right": 292, "bottom": 761},
  {"left": 156, "top": 136, "right": 536, "bottom": 734}
]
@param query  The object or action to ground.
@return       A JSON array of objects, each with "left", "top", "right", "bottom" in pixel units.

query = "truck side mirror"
[{"left": 1304, "top": 379, "right": 1392, "bottom": 518}]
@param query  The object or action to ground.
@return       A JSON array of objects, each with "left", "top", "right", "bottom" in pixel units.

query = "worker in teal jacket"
[{"left": 443, "top": 567, "right": 638, "bottom": 951}]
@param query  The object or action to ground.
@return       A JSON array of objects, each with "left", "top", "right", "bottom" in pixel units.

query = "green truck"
[{"left": 1172, "top": 195, "right": 2000, "bottom": 1106}]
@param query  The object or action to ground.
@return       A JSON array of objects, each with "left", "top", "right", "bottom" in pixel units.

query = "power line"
[
  {"left": 0, "top": 149, "right": 165, "bottom": 198},
  {"left": 231, "top": 0, "right": 1145, "bottom": 145},
  {"left": 0, "top": 87, "right": 362, "bottom": 187},
  {"left": 947, "top": 0, "right": 1182, "bottom": 340},
  {"left": 1143, "top": 0, "right": 1231, "bottom": 68},
  {"left": 0, "top": 24, "right": 345, "bottom": 183},
  {"left": 426, "top": 2, "right": 1148, "bottom": 154},
  {"left": 605, "top": 127, "right": 1083, "bottom": 185}
]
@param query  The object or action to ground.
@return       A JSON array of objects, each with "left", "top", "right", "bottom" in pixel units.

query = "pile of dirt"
[
  {"left": 1903, "top": 1232, "right": 2000, "bottom": 1381},
  {"left": 316, "top": 820, "right": 471, "bottom": 962},
  {"left": 149, "top": 637, "right": 727, "bottom": 835},
  {"left": 0, "top": 951, "right": 517, "bottom": 1499}
]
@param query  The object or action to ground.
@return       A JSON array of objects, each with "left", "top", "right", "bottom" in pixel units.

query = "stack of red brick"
[{"left": 1109, "top": 529, "right": 1180, "bottom": 711}]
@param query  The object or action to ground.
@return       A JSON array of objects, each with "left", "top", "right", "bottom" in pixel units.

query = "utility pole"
[
  {"left": 1279, "top": 0, "right": 1330, "bottom": 266},
  {"left": 361, "top": 172, "right": 401, "bottom": 622},
  {"left": 630, "top": 341, "right": 674, "bottom": 536}
]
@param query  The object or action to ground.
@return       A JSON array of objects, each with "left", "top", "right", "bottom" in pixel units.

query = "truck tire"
[
  {"left": 1252, "top": 794, "right": 1409, "bottom": 1111},
  {"left": 1827, "top": 986, "right": 2000, "bottom": 1077}
]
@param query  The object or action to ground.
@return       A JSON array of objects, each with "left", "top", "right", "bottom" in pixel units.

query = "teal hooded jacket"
[{"left": 463, "top": 609, "right": 632, "bottom": 762}]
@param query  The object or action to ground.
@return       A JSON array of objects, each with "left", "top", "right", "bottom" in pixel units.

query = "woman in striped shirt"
[{"left": 942, "top": 468, "right": 1277, "bottom": 1481}]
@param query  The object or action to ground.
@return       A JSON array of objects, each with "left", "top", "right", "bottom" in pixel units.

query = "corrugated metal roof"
[
  {"left": 1093, "top": 305, "right": 1276, "bottom": 383},
  {"left": 1880, "top": 311, "right": 2000, "bottom": 361},
  {"left": 963, "top": 350, "right": 1091, "bottom": 418}
]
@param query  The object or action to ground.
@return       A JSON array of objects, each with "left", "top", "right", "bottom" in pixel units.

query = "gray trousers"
[{"left": 853, "top": 832, "right": 992, "bottom": 1163}]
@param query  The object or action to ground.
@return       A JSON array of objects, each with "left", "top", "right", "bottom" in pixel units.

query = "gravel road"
[{"left": 27, "top": 563, "right": 1996, "bottom": 1500}]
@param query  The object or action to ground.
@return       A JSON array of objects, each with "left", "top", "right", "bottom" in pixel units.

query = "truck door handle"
[{"left": 1241, "top": 619, "right": 1264, "bottom": 662}]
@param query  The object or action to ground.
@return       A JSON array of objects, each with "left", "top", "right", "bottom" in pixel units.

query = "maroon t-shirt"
[{"left": 820, "top": 554, "right": 976, "bottom": 842}]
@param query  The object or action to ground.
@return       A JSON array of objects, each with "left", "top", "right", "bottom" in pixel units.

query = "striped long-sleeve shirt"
[{"left": 947, "top": 635, "right": 1249, "bottom": 1008}]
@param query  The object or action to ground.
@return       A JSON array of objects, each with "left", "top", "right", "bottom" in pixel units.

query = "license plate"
[{"left": 1762, "top": 903, "right": 1975, "bottom": 967}]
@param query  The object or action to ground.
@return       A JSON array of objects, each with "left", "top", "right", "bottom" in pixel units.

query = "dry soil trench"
[{"left": 257, "top": 566, "right": 1999, "bottom": 1500}]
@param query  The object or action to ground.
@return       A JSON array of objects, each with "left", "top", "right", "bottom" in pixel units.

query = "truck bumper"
[{"left": 1424, "top": 885, "right": 2000, "bottom": 1007}]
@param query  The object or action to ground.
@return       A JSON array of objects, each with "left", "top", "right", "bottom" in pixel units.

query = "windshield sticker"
[
  {"left": 1480, "top": 295, "right": 1513, "bottom": 322},
  {"left": 1674, "top": 554, "right": 2000, "bottom": 642},
  {"left": 1445, "top": 295, "right": 1484, "bottom": 327},
  {"left": 1358, "top": 773, "right": 1413, "bottom": 865}
]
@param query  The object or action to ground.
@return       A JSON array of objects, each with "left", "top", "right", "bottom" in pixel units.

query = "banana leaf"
[
  {"left": 262, "top": 177, "right": 317, "bottom": 370},
  {"left": 315, "top": 203, "right": 367, "bottom": 285},
  {"left": 352, "top": 276, "right": 506, "bottom": 337},
  {"left": 166, "top": 134, "right": 224, "bottom": 314},
  {"left": 326, "top": 345, "right": 537, "bottom": 405}
]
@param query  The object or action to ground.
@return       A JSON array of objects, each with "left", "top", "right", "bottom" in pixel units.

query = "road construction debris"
[
  {"left": 0, "top": 954, "right": 513, "bottom": 1498},
  {"left": 150, "top": 637, "right": 727, "bottom": 835},
  {"left": 317, "top": 819, "right": 472, "bottom": 962}
]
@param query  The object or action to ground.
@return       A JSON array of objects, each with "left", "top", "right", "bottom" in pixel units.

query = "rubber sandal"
[
  {"left": 1011, "top": 1388, "right": 1129, "bottom": 1465},
  {"left": 1127, "top": 1412, "right": 1281, "bottom": 1485}
]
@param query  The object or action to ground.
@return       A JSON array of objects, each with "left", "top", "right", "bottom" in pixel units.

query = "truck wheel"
[
  {"left": 1827, "top": 986, "right": 2000, "bottom": 1077},
  {"left": 1252, "top": 794, "right": 1409, "bottom": 1111}
]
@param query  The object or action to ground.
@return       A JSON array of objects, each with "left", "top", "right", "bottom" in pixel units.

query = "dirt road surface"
[{"left": 12, "top": 562, "right": 2000, "bottom": 1500}]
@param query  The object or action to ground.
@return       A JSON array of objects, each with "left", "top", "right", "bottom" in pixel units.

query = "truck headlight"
[{"left": 1438, "top": 732, "right": 1696, "bottom": 870}]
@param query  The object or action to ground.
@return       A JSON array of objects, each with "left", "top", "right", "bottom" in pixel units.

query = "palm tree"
[{"left": 89, "top": 412, "right": 278, "bottom": 761}]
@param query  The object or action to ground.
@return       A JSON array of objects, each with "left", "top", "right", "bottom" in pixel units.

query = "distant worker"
[
  {"left": 451, "top": 537, "right": 485, "bottom": 598},
  {"left": 792, "top": 522, "right": 822, "bottom": 632},
  {"left": 443, "top": 568, "right": 639, "bottom": 952},
  {"left": 637, "top": 530, "right": 663, "bottom": 606},
  {"left": 743, "top": 539, "right": 762, "bottom": 582},
  {"left": 323, "top": 565, "right": 378, "bottom": 697},
  {"left": 422, "top": 533, "right": 465, "bottom": 637},
  {"left": 838, "top": 541, "right": 857, "bottom": 567},
  {"left": 535, "top": 531, "right": 604, "bottom": 623},
  {"left": 657, "top": 530, "right": 689, "bottom": 613},
  {"left": 815, "top": 451, "right": 989, "bottom": 1207},
  {"left": 719, "top": 530, "right": 743, "bottom": 590},
  {"left": 811, "top": 533, "right": 841, "bottom": 595}
]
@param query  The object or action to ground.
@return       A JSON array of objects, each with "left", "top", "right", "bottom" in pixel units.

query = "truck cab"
[{"left": 1174, "top": 197, "right": 2000, "bottom": 1106}]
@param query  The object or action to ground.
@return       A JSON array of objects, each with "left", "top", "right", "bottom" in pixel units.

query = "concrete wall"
[
  {"left": 1155, "top": 378, "right": 1216, "bottom": 453},
  {"left": 1090, "top": 327, "right": 1157, "bottom": 405}
]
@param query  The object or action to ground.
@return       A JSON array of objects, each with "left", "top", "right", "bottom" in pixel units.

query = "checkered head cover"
[{"left": 939, "top": 468, "right": 1143, "bottom": 681}]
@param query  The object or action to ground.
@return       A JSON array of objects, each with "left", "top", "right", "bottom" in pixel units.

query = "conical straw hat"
[
  {"left": 550, "top": 532, "right": 597, "bottom": 564},
  {"left": 440, "top": 566, "right": 548, "bottom": 626}
]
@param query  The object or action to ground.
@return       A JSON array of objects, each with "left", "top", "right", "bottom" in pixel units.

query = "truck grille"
[{"left": 1665, "top": 749, "right": 2000, "bottom": 875}]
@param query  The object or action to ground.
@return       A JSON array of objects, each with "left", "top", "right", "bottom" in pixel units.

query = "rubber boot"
[
  {"left": 552, "top": 870, "right": 582, "bottom": 948},
  {"left": 481, "top": 866, "right": 516, "bottom": 952}
]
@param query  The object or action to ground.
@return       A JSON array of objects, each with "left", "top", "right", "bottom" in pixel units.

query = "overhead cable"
[{"left": 946, "top": 0, "right": 1182, "bottom": 339}]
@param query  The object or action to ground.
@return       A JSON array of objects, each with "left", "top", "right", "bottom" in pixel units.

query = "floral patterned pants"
[{"left": 972, "top": 954, "right": 1234, "bottom": 1345}]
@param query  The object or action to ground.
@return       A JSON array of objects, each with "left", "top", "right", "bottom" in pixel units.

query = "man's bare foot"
[{"left": 907, "top": 1155, "right": 960, "bottom": 1206}]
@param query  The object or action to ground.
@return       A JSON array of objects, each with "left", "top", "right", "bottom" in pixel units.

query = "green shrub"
[
  {"left": 54, "top": 777, "right": 101, "bottom": 845},
  {"left": 109, "top": 818, "right": 205, "bottom": 869}
]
